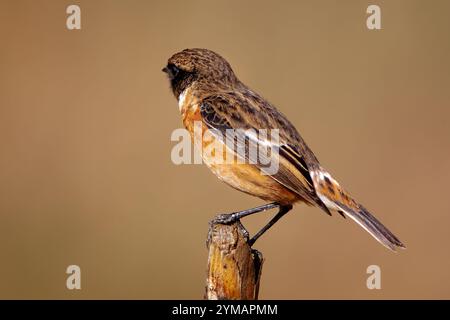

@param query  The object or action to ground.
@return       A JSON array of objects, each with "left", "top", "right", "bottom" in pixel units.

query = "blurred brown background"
[{"left": 0, "top": 0, "right": 449, "bottom": 299}]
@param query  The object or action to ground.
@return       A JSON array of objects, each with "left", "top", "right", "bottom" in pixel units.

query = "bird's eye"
[{"left": 168, "top": 64, "right": 180, "bottom": 78}]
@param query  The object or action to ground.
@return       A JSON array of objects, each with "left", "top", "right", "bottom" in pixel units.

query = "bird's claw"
[{"left": 211, "top": 213, "right": 238, "bottom": 225}]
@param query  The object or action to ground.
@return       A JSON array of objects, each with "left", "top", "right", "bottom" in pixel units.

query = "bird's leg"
[
  {"left": 212, "top": 202, "right": 280, "bottom": 225},
  {"left": 248, "top": 204, "right": 293, "bottom": 246}
]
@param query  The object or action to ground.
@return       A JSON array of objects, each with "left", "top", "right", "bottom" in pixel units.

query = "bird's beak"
[{"left": 162, "top": 66, "right": 168, "bottom": 74}]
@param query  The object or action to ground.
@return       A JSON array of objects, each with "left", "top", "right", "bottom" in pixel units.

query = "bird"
[{"left": 162, "top": 48, "right": 405, "bottom": 251}]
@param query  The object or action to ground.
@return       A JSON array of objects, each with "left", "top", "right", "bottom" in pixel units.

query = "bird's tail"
[
  {"left": 337, "top": 202, "right": 405, "bottom": 251},
  {"left": 310, "top": 169, "right": 405, "bottom": 251}
]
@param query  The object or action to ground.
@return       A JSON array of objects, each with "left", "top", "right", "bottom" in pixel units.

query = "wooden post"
[{"left": 205, "top": 220, "right": 264, "bottom": 300}]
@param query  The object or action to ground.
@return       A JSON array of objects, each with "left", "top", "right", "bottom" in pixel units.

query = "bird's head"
[{"left": 162, "top": 48, "right": 238, "bottom": 98}]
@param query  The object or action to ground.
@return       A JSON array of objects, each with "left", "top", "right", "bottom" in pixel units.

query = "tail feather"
[
  {"left": 310, "top": 168, "right": 405, "bottom": 251},
  {"left": 338, "top": 203, "right": 405, "bottom": 251}
]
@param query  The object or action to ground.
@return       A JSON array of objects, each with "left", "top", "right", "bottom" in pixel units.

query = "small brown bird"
[{"left": 163, "top": 48, "right": 405, "bottom": 251}]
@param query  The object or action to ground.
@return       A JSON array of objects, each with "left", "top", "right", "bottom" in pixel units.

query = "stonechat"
[{"left": 163, "top": 48, "right": 404, "bottom": 251}]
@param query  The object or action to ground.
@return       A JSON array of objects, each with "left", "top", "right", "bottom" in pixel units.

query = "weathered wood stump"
[{"left": 205, "top": 220, "right": 264, "bottom": 300}]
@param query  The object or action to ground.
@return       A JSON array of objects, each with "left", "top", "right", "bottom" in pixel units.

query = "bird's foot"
[
  {"left": 207, "top": 215, "right": 250, "bottom": 247},
  {"left": 211, "top": 212, "right": 240, "bottom": 225},
  {"left": 208, "top": 202, "right": 283, "bottom": 247}
]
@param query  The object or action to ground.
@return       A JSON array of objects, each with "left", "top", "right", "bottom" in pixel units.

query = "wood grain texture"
[{"left": 205, "top": 221, "right": 263, "bottom": 300}]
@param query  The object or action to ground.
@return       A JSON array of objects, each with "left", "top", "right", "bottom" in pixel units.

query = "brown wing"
[{"left": 200, "top": 93, "right": 331, "bottom": 214}]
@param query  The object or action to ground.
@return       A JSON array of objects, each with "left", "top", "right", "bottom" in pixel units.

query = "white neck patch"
[{"left": 178, "top": 89, "right": 187, "bottom": 112}]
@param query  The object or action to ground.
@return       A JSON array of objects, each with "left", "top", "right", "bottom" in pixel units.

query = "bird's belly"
[{"left": 206, "top": 161, "right": 299, "bottom": 204}]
